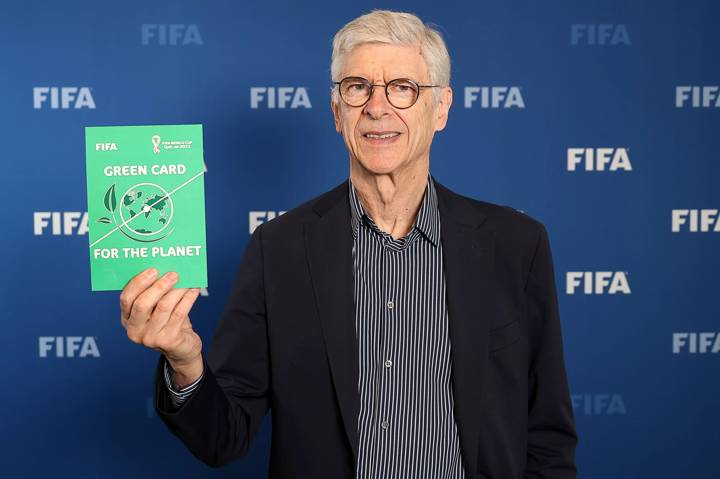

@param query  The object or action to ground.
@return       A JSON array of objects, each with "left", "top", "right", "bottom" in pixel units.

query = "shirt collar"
[{"left": 348, "top": 173, "right": 441, "bottom": 247}]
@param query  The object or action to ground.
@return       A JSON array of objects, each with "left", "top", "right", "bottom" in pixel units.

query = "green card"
[{"left": 85, "top": 124, "right": 207, "bottom": 291}]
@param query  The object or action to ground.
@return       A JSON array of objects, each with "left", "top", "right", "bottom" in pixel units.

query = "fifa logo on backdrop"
[
  {"left": 571, "top": 394, "right": 626, "bottom": 415},
  {"left": 672, "top": 333, "right": 720, "bottom": 354},
  {"left": 39, "top": 337, "right": 100, "bottom": 358},
  {"left": 566, "top": 272, "right": 631, "bottom": 295},
  {"left": 33, "top": 87, "right": 95, "bottom": 109},
  {"left": 671, "top": 210, "right": 720, "bottom": 232},
  {"left": 141, "top": 24, "right": 203, "bottom": 45},
  {"left": 675, "top": 86, "right": 720, "bottom": 108},
  {"left": 570, "top": 24, "right": 631, "bottom": 45},
  {"left": 34, "top": 212, "right": 88, "bottom": 235},
  {"left": 250, "top": 88, "right": 312, "bottom": 109},
  {"left": 567, "top": 148, "right": 632, "bottom": 171},
  {"left": 250, "top": 211, "right": 287, "bottom": 233},
  {"left": 464, "top": 87, "right": 524, "bottom": 108}
]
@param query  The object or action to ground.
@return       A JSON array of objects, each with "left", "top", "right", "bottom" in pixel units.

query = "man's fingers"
[
  {"left": 145, "top": 287, "right": 190, "bottom": 336},
  {"left": 119, "top": 267, "right": 159, "bottom": 321},
  {"left": 160, "top": 288, "right": 201, "bottom": 334},
  {"left": 128, "top": 271, "right": 179, "bottom": 326}
]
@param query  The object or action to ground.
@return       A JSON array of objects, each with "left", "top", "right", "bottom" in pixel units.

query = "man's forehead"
[{"left": 341, "top": 43, "right": 429, "bottom": 81}]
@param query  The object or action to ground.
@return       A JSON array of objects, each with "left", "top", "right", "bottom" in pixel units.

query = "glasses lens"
[
  {"left": 340, "top": 78, "right": 371, "bottom": 106},
  {"left": 387, "top": 79, "right": 419, "bottom": 108}
]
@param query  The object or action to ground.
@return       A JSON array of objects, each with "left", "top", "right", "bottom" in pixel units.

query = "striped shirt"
[
  {"left": 163, "top": 358, "right": 204, "bottom": 406},
  {"left": 164, "top": 174, "right": 466, "bottom": 478},
  {"left": 349, "top": 174, "right": 465, "bottom": 479}
]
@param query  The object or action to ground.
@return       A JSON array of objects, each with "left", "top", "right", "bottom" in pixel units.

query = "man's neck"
[{"left": 349, "top": 159, "right": 429, "bottom": 240}]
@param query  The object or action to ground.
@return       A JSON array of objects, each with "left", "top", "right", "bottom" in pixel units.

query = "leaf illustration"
[
  {"left": 103, "top": 184, "right": 117, "bottom": 212},
  {"left": 97, "top": 217, "right": 112, "bottom": 224}
]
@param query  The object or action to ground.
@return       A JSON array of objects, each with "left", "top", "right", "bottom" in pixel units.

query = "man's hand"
[{"left": 120, "top": 267, "right": 203, "bottom": 388}]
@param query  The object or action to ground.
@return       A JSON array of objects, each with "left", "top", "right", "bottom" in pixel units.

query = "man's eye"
[
  {"left": 390, "top": 82, "right": 415, "bottom": 93},
  {"left": 348, "top": 83, "right": 367, "bottom": 91}
]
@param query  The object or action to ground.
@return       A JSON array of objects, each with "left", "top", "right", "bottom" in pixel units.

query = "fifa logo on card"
[{"left": 96, "top": 143, "right": 118, "bottom": 151}]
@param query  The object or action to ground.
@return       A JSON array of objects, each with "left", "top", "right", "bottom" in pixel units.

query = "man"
[{"left": 120, "top": 10, "right": 577, "bottom": 479}]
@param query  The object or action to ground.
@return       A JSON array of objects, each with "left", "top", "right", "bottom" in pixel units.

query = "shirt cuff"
[{"left": 163, "top": 358, "right": 204, "bottom": 407}]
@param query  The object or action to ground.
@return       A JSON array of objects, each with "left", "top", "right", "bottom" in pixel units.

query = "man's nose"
[{"left": 363, "top": 85, "right": 391, "bottom": 119}]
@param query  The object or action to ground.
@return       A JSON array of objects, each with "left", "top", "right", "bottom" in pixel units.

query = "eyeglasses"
[{"left": 333, "top": 76, "right": 441, "bottom": 109}]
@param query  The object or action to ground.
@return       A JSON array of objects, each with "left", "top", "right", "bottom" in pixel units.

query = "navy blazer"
[{"left": 154, "top": 177, "right": 578, "bottom": 478}]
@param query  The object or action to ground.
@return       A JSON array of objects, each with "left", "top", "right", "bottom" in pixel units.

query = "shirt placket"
[{"left": 374, "top": 230, "right": 401, "bottom": 474}]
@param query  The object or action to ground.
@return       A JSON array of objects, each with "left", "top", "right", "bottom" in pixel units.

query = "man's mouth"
[{"left": 362, "top": 131, "right": 401, "bottom": 145}]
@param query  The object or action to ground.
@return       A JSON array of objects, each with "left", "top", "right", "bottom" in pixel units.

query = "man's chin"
[{"left": 354, "top": 156, "right": 406, "bottom": 176}]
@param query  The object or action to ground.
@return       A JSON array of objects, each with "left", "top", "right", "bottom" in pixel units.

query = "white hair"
[{"left": 330, "top": 10, "right": 451, "bottom": 104}]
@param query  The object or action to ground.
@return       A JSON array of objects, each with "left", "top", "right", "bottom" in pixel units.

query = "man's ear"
[
  {"left": 434, "top": 86, "right": 453, "bottom": 132},
  {"left": 331, "top": 96, "right": 342, "bottom": 133}
]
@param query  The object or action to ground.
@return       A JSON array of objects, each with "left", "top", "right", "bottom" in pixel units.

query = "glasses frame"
[{"left": 333, "top": 76, "right": 441, "bottom": 109}]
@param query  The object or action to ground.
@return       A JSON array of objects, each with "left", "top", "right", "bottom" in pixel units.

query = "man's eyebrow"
[{"left": 341, "top": 74, "right": 423, "bottom": 83}]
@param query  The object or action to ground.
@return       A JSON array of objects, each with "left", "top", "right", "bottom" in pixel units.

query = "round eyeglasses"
[{"left": 333, "top": 76, "right": 441, "bottom": 109}]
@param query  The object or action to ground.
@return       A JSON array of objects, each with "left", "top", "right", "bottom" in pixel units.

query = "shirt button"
[
  {"left": 384, "top": 359, "right": 393, "bottom": 368},
  {"left": 381, "top": 420, "right": 389, "bottom": 430},
  {"left": 387, "top": 300, "right": 394, "bottom": 309}
]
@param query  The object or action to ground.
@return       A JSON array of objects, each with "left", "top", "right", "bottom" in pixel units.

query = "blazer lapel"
[
  {"left": 303, "top": 180, "right": 360, "bottom": 463},
  {"left": 435, "top": 179, "right": 495, "bottom": 475}
]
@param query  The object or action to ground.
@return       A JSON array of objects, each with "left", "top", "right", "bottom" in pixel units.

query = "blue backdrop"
[{"left": 1, "top": 0, "right": 718, "bottom": 477}]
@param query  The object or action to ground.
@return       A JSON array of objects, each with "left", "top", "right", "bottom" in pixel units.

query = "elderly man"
[{"left": 120, "top": 10, "right": 577, "bottom": 479}]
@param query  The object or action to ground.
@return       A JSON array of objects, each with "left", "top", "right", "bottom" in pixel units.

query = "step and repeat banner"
[{"left": 1, "top": 0, "right": 718, "bottom": 477}]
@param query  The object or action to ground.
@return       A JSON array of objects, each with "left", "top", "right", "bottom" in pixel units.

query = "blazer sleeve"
[
  {"left": 153, "top": 224, "right": 270, "bottom": 468},
  {"left": 524, "top": 223, "right": 578, "bottom": 478}
]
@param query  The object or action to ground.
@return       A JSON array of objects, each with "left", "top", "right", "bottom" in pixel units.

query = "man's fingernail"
[
  {"left": 146, "top": 268, "right": 158, "bottom": 278},
  {"left": 167, "top": 272, "right": 179, "bottom": 282}
]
